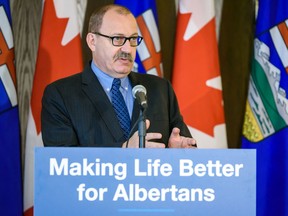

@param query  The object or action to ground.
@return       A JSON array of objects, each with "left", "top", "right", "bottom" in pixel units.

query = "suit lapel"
[
  {"left": 80, "top": 66, "right": 143, "bottom": 140},
  {"left": 81, "top": 65, "right": 125, "bottom": 141}
]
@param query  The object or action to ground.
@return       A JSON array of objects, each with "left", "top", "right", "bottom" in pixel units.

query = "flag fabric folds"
[
  {"left": 0, "top": 0, "right": 23, "bottom": 215},
  {"left": 114, "top": 0, "right": 163, "bottom": 76},
  {"left": 172, "top": 0, "right": 227, "bottom": 148},
  {"left": 23, "top": 0, "right": 84, "bottom": 215},
  {"left": 242, "top": 0, "right": 288, "bottom": 215}
]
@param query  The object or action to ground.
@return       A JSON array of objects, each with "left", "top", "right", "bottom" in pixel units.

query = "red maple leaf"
[
  {"left": 173, "top": 13, "right": 225, "bottom": 136},
  {"left": 31, "top": 0, "right": 83, "bottom": 134}
]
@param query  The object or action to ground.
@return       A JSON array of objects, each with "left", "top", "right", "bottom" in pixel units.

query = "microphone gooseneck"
[{"left": 131, "top": 85, "right": 148, "bottom": 148}]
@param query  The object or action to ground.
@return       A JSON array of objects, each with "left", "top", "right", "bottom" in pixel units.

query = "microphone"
[
  {"left": 132, "top": 85, "right": 147, "bottom": 110},
  {"left": 132, "top": 85, "right": 147, "bottom": 148}
]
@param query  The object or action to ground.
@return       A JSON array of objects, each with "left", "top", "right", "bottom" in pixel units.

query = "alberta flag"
[
  {"left": 242, "top": 0, "right": 288, "bottom": 215},
  {"left": 114, "top": 0, "right": 163, "bottom": 76},
  {"left": 0, "top": 0, "right": 23, "bottom": 215}
]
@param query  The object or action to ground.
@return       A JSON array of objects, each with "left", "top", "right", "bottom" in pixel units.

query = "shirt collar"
[{"left": 91, "top": 61, "right": 129, "bottom": 93}]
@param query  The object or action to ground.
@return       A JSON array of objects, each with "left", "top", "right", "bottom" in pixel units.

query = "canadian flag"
[
  {"left": 23, "top": 0, "right": 85, "bottom": 215},
  {"left": 172, "top": 0, "right": 227, "bottom": 148}
]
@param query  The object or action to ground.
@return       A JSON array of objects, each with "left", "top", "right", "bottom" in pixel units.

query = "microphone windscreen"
[{"left": 132, "top": 85, "right": 147, "bottom": 98}]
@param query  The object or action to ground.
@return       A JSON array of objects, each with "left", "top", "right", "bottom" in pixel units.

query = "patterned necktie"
[{"left": 111, "top": 78, "right": 131, "bottom": 139}]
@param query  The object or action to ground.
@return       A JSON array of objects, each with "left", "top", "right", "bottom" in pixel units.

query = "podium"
[{"left": 34, "top": 148, "right": 256, "bottom": 216}]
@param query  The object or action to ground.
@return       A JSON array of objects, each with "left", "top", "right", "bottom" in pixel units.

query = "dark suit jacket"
[{"left": 41, "top": 63, "right": 192, "bottom": 147}]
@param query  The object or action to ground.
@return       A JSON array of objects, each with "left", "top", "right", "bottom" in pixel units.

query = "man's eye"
[
  {"left": 130, "top": 37, "right": 138, "bottom": 42},
  {"left": 113, "top": 36, "right": 124, "bottom": 41}
]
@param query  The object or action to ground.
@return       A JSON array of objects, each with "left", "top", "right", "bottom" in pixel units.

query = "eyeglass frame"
[{"left": 91, "top": 32, "right": 143, "bottom": 47}]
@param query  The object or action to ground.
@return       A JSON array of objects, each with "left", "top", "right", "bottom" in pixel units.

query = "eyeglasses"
[{"left": 91, "top": 32, "right": 143, "bottom": 47}]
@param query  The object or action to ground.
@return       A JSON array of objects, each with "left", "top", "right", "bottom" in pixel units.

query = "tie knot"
[{"left": 113, "top": 78, "right": 121, "bottom": 89}]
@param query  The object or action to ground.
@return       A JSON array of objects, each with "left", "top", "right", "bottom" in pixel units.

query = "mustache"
[{"left": 113, "top": 52, "right": 133, "bottom": 62}]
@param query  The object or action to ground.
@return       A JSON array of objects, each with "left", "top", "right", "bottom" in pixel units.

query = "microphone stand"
[{"left": 138, "top": 107, "right": 146, "bottom": 148}]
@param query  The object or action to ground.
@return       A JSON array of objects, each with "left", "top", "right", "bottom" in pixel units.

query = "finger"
[
  {"left": 171, "top": 127, "right": 180, "bottom": 137},
  {"left": 186, "top": 144, "right": 197, "bottom": 149},
  {"left": 190, "top": 138, "right": 197, "bottom": 146},
  {"left": 145, "top": 142, "right": 165, "bottom": 148},
  {"left": 179, "top": 137, "right": 196, "bottom": 148},
  {"left": 145, "top": 132, "right": 162, "bottom": 140},
  {"left": 187, "top": 138, "right": 198, "bottom": 148},
  {"left": 146, "top": 119, "right": 150, "bottom": 130}
]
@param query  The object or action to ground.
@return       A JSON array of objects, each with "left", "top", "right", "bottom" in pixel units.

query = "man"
[{"left": 41, "top": 4, "right": 197, "bottom": 148}]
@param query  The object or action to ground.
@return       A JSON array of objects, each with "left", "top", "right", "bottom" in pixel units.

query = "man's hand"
[
  {"left": 122, "top": 120, "right": 165, "bottom": 148},
  {"left": 168, "top": 127, "right": 197, "bottom": 149}
]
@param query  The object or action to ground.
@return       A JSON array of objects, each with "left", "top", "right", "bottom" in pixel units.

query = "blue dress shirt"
[{"left": 91, "top": 61, "right": 134, "bottom": 118}]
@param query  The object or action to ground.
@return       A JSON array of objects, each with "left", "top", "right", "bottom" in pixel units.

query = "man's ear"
[{"left": 86, "top": 33, "right": 96, "bottom": 51}]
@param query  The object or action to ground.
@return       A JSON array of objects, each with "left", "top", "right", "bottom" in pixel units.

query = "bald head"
[{"left": 88, "top": 4, "right": 133, "bottom": 33}]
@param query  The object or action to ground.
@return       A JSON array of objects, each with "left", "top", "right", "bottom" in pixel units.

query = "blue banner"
[
  {"left": 242, "top": 0, "right": 288, "bottom": 215},
  {"left": 35, "top": 148, "right": 256, "bottom": 216},
  {"left": 114, "top": 0, "right": 163, "bottom": 76},
  {"left": 0, "top": 0, "right": 22, "bottom": 215}
]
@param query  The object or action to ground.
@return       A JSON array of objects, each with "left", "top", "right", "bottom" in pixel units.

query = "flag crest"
[{"left": 243, "top": 18, "right": 288, "bottom": 143}]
